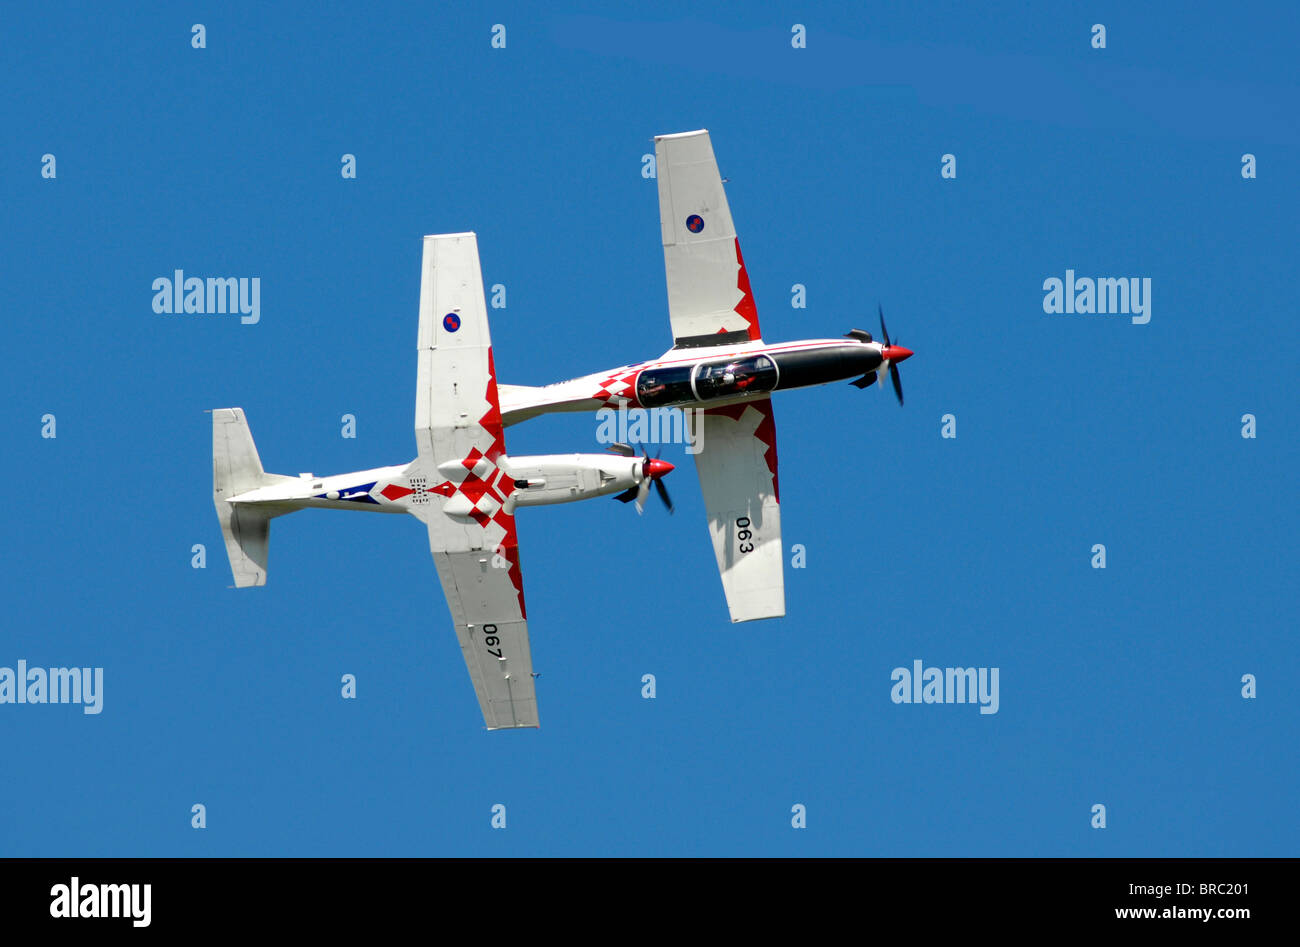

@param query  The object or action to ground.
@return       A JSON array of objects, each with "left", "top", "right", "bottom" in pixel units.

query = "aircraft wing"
[
  {"left": 407, "top": 233, "right": 538, "bottom": 729},
  {"left": 655, "top": 130, "right": 764, "bottom": 348},
  {"left": 427, "top": 546, "right": 537, "bottom": 730},
  {"left": 692, "top": 397, "right": 785, "bottom": 622}
]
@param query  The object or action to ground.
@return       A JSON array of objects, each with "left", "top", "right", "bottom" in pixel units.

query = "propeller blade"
[
  {"left": 878, "top": 304, "right": 891, "bottom": 348},
  {"left": 606, "top": 442, "right": 635, "bottom": 457},
  {"left": 613, "top": 486, "right": 639, "bottom": 503},
  {"left": 655, "top": 477, "right": 674, "bottom": 514},
  {"left": 635, "top": 478, "right": 652, "bottom": 515},
  {"left": 890, "top": 363, "right": 904, "bottom": 405}
]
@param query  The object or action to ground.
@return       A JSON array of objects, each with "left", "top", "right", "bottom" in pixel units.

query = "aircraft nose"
[
  {"left": 646, "top": 459, "right": 675, "bottom": 479},
  {"left": 882, "top": 345, "right": 913, "bottom": 363}
]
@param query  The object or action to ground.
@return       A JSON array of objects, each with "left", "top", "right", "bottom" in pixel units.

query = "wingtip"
[{"left": 654, "top": 128, "right": 710, "bottom": 142}]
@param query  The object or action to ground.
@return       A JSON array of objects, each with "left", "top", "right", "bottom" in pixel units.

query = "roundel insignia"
[
  {"left": 686, "top": 214, "right": 704, "bottom": 233},
  {"left": 443, "top": 313, "right": 461, "bottom": 332}
]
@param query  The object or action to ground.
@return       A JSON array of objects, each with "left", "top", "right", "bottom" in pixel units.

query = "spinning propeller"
[
  {"left": 845, "top": 306, "right": 912, "bottom": 405},
  {"left": 607, "top": 443, "right": 675, "bottom": 514},
  {"left": 876, "top": 305, "right": 911, "bottom": 405}
]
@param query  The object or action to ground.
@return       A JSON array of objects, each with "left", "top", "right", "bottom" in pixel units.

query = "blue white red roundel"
[
  {"left": 443, "top": 313, "right": 461, "bottom": 332},
  {"left": 686, "top": 214, "right": 704, "bottom": 233}
]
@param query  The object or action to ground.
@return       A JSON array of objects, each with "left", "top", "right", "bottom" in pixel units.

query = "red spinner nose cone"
[
  {"left": 882, "top": 345, "right": 913, "bottom": 363},
  {"left": 646, "top": 459, "right": 675, "bottom": 479}
]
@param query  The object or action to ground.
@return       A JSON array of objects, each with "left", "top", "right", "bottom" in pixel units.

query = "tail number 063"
[{"left": 736, "top": 516, "right": 754, "bottom": 554}]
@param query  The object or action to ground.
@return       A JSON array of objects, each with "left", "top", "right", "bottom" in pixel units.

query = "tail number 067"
[
  {"left": 483, "top": 623, "right": 502, "bottom": 658},
  {"left": 736, "top": 516, "right": 754, "bottom": 554}
]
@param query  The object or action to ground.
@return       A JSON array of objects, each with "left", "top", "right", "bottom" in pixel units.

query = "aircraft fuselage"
[
  {"left": 500, "top": 336, "right": 910, "bottom": 424},
  {"left": 224, "top": 453, "right": 670, "bottom": 517}
]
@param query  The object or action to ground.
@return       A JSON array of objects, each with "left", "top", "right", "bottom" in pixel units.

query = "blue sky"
[{"left": 1, "top": 1, "right": 1295, "bottom": 856}]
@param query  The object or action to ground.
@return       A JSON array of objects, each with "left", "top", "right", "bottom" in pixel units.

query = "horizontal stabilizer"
[
  {"left": 212, "top": 407, "right": 294, "bottom": 588},
  {"left": 219, "top": 506, "right": 272, "bottom": 588}
]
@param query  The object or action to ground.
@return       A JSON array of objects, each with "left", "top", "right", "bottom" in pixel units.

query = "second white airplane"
[{"left": 214, "top": 233, "right": 675, "bottom": 729}]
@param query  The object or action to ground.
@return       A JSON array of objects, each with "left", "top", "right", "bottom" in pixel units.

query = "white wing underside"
[
  {"left": 430, "top": 550, "right": 537, "bottom": 729},
  {"left": 411, "top": 233, "right": 538, "bottom": 729},
  {"left": 692, "top": 398, "right": 784, "bottom": 622},
  {"left": 657, "top": 131, "right": 782, "bottom": 620},
  {"left": 655, "top": 130, "right": 762, "bottom": 345}
]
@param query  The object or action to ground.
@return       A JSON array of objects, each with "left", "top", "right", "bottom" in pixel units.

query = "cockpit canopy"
[
  {"left": 694, "top": 354, "right": 777, "bottom": 400},
  {"left": 636, "top": 353, "right": 778, "bottom": 407}
]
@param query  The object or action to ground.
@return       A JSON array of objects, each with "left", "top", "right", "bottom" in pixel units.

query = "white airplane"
[
  {"left": 497, "top": 130, "right": 912, "bottom": 623},
  {"left": 213, "top": 233, "right": 675, "bottom": 729},
  {"left": 214, "top": 130, "right": 913, "bottom": 730}
]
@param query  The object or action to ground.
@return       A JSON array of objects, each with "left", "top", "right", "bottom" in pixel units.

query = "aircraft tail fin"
[{"left": 212, "top": 408, "right": 292, "bottom": 588}]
